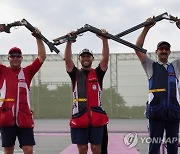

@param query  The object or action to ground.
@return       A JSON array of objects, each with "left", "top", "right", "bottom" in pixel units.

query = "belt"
[
  {"left": 73, "top": 98, "right": 87, "bottom": 102},
  {"left": 149, "top": 88, "right": 166, "bottom": 93}
]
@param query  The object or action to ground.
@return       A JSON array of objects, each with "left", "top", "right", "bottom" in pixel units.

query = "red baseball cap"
[{"left": 8, "top": 47, "right": 22, "bottom": 55}]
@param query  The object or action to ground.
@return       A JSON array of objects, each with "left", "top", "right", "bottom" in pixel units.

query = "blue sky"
[{"left": 0, "top": 0, "right": 180, "bottom": 56}]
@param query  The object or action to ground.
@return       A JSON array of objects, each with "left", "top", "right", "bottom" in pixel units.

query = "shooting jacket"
[
  {"left": 146, "top": 62, "right": 180, "bottom": 121},
  {"left": 0, "top": 68, "right": 34, "bottom": 128},
  {"left": 70, "top": 69, "right": 108, "bottom": 128}
]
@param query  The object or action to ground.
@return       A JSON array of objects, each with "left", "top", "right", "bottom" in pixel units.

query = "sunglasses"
[
  {"left": 9, "top": 55, "right": 22, "bottom": 59},
  {"left": 158, "top": 46, "right": 170, "bottom": 51}
]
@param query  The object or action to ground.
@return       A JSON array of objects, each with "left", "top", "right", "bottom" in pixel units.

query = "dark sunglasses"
[
  {"left": 158, "top": 46, "right": 170, "bottom": 51},
  {"left": 9, "top": 55, "right": 22, "bottom": 59}
]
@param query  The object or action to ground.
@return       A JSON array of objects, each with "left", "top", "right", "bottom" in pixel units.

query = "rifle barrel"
[
  {"left": 115, "top": 12, "right": 168, "bottom": 38},
  {"left": 87, "top": 24, "right": 147, "bottom": 53},
  {"left": 21, "top": 19, "right": 64, "bottom": 58}
]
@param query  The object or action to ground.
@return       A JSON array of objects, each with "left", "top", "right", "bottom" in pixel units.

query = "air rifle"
[
  {"left": 85, "top": 24, "right": 147, "bottom": 53},
  {"left": 0, "top": 19, "right": 64, "bottom": 58},
  {"left": 53, "top": 24, "right": 147, "bottom": 53},
  {"left": 115, "top": 12, "right": 180, "bottom": 38},
  {"left": 20, "top": 19, "right": 64, "bottom": 59}
]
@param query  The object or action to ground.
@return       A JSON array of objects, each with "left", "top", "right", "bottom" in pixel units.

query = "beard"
[{"left": 81, "top": 61, "right": 92, "bottom": 68}]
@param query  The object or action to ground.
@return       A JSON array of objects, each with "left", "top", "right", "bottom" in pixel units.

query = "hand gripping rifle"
[
  {"left": 20, "top": 19, "right": 64, "bottom": 59},
  {"left": 53, "top": 25, "right": 90, "bottom": 45},
  {"left": 53, "top": 24, "right": 147, "bottom": 53},
  {"left": 0, "top": 21, "right": 22, "bottom": 33}
]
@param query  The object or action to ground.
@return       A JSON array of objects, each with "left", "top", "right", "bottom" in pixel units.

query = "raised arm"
[
  {"left": 98, "top": 30, "right": 109, "bottom": 71},
  {"left": 135, "top": 18, "right": 155, "bottom": 62},
  {"left": 64, "top": 40, "right": 74, "bottom": 72},
  {"left": 32, "top": 28, "right": 46, "bottom": 63}
]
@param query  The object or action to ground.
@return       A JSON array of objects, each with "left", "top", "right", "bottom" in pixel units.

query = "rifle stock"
[{"left": 0, "top": 21, "right": 22, "bottom": 33}]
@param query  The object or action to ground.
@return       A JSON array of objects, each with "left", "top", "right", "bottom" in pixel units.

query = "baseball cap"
[
  {"left": 8, "top": 47, "right": 22, "bottom": 55},
  {"left": 79, "top": 48, "right": 93, "bottom": 57},
  {"left": 157, "top": 41, "right": 171, "bottom": 49}
]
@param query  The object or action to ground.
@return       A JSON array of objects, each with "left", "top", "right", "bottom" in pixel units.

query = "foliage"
[
  {"left": 101, "top": 87, "right": 126, "bottom": 117},
  {"left": 30, "top": 84, "right": 146, "bottom": 119},
  {"left": 30, "top": 84, "right": 72, "bottom": 118}
]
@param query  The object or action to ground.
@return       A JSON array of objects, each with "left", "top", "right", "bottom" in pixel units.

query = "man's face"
[
  {"left": 79, "top": 53, "right": 94, "bottom": 69},
  {"left": 156, "top": 44, "right": 171, "bottom": 62},
  {"left": 8, "top": 54, "right": 23, "bottom": 69}
]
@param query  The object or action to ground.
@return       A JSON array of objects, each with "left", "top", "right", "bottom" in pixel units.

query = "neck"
[
  {"left": 10, "top": 66, "right": 21, "bottom": 69},
  {"left": 81, "top": 65, "right": 92, "bottom": 70},
  {"left": 82, "top": 67, "right": 91, "bottom": 71},
  {"left": 159, "top": 58, "right": 168, "bottom": 64}
]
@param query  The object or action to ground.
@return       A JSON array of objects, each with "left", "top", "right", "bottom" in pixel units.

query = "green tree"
[
  {"left": 101, "top": 88, "right": 127, "bottom": 118},
  {"left": 129, "top": 106, "right": 146, "bottom": 119},
  {"left": 30, "top": 84, "right": 50, "bottom": 118},
  {"left": 30, "top": 84, "right": 145, "bottom": 119},
  {"left": 30, "top": 84, "right": 72, "bottom": 118}
]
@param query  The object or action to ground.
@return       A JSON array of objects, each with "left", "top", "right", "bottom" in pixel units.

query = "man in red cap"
[
  {"left": 64, "top": 29, "right": 109, "bottom": 154},
  {"left": 135, "top": 17, "right": 180, "bottom": 154},
  {"left": 0, "top": 28, "right": 46, "bottom": 154}
]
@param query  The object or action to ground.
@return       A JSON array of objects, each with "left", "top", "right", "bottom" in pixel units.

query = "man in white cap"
[{"left": 64, "top": 30, "right": 109, "bottom": 154}]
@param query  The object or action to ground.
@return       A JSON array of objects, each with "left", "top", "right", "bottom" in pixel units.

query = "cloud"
[{"left": 0, "top": 0, "right": 180, "bottom": 55}]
